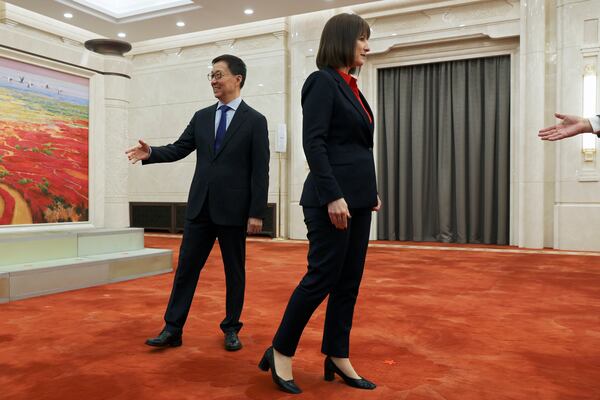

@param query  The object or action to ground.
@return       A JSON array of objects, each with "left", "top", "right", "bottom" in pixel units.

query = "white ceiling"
[
  {"left": 62, "top": 0, "right": 198, "bottom": 19},
  {"left": 5, "top": 0, "right": 384, "bottom": 42}
]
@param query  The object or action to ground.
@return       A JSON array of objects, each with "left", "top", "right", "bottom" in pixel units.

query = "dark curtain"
[{"left": 377, "top": 55, "right": 510, "bottom": 244}]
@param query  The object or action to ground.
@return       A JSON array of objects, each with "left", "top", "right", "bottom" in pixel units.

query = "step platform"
[{"left": 0, "top": 228, "right": 172, "bottom": 303}]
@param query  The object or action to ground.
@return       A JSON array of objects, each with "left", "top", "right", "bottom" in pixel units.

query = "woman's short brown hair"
[{"left": 316, "top": 13, "right": 371, "bottom": 71}]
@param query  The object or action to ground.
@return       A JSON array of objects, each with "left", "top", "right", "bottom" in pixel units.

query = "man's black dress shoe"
[
  {"left": 224, "top": 331, "right": 242, "bottom": 351},
  {"left": 258, "top": 346, "right": 302, "bottom": 394},
  {"left": 324, "top": 356, "right": 376, "bottom": 390},
  {"left": 145, "top": 330, "right": 182, "bottom": 348}
]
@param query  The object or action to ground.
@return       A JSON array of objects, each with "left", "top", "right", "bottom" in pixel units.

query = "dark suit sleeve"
[
  {"left": 142, "top": 113, "right": 197, "bottom": 165},
  {"left": 249, "top": 114, "right": 270, "bottom": 219},
  {"left": 301, "top": 72, "right": 344, "bottom": 204}
]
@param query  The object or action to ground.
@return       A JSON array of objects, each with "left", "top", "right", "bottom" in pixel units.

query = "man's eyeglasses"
[{"left": 207, "top": 72, "right": 232, "bottom": 81}]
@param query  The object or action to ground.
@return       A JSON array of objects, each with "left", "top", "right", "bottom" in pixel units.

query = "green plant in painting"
[{"left": 37, "top": 177, "right": 50, "bottom": 195}]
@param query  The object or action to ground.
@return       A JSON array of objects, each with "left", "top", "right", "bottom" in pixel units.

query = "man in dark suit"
[
  {"left": 539, "top": 113, "right": 600, "bottom": 140},
  {"left": 126, "top": 54, "right": 269, "bottom": 351}
]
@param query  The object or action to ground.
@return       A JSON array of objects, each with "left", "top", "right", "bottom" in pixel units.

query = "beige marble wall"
[
  {"left": 552, "top": 0, "right": 600, "bottom": 250},
  {"left": 128, "top": 25, "right": 290, "bottom": 237},
  {"left": 104, "top": 74, "right": 131, "bottom": 228},
  {"left": 517, "top": 0, "right": 553, "bottom": 249},
  {"left": 287, "top": 12, "right": 330, "bottom": 240}
]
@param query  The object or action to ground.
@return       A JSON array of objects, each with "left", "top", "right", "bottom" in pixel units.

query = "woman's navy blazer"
[{"left": 299, "top": 67, "right": 378, "bottom": 209}]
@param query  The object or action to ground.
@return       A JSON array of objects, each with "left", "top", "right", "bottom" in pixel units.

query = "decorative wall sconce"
[{"left": 582, "top": 63, "right": 597, "bottom": 162}]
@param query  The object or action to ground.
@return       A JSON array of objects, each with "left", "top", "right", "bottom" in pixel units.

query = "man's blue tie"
[{"left": 214, "top": 105, "right": 230, "bottom": 152}]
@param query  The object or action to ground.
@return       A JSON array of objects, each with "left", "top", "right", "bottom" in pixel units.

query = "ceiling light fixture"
[
  {"left": 176, "top": 21, "right": 185, "bottom": 27},
  {"left": 118, "top": 32, "right": 126, "bottom": 38},
  {"left": 64, "top": 12, "right": 73, "bottom": 18},
  {"left": 65, "top": 0, "right": 197, "bottom": 19},
  {"left": 244, "top": 8, "right": 254, "bottom": 15}
]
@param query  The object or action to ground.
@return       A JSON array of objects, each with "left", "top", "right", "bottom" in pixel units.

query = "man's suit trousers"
[{"left": 164, "top": 202, "right": 246, "bottom": 335}]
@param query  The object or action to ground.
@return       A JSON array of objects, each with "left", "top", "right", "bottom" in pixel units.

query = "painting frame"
[{"left": 0, "top": 48, "right": 96, "bottom": 229}]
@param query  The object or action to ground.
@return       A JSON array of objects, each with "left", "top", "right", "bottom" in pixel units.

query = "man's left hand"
[{"left": 247, "top": 217, "right": 263, "bottom": 235}]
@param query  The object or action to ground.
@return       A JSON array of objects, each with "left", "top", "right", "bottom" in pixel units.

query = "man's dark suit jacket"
[
  {"left": 299, "top": 67, "right": 377, "bottom": 209},
  {"left": 143, "top": 100, "right": 269, "bottom": 226}
]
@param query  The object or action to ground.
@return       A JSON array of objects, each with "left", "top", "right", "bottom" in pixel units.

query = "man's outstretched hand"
[
  {"left": 538, "top": 113, "right": 593, "bottom": 141},
  {"left": 126, "top": 139, "right": 151, "bottom": 164}
]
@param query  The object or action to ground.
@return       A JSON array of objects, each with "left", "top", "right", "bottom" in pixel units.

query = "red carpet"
[{"left": 1, "top": 236, "right": 599, "bottom": 399}]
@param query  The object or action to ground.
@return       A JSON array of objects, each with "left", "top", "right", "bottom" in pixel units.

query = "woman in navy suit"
[{"left": 259, "top": 13, "right": 381, "bottom": 394}]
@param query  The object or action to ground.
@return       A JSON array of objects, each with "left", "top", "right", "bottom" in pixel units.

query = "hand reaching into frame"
[{"left": 538, "top": 113, "right": 594, "bottom": 141}]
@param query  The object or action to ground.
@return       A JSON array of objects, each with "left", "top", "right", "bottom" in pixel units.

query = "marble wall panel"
[
  {"left": 160, "top": 67, "right": 211, "bottom": 105},
  {"left": 128, "top": 160, "right": 196, "bottom": 203},
  {"left": 243, "top": 93, "right": 287, "bottom": 126},
  {"left": 129, "top": 73, "right": 162, "bottom": 108},
  {"left": 555, "top": 204, "right": 600, "bottom": 250},
  {"left": 558, "top": 0, "right": 600, "bottom": 48},
  {"left": 128, "top": 106, "right": 164, "bottom": 141},
  {"left": 288, "top": 202, "right": 308, "bottom": 239},
  {"left": 243, "top": 56, "right": 287, "bottom": 97},
  {"left": 552, "top": 0, "right": 600, "bottom": 249},
  {"left": 557, "top": 181, "right": 600, "bottom": 203}
]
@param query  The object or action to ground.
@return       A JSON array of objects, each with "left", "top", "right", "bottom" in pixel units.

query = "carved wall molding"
[{"left": 130, "top": 18, "right": 288, "bottom": 56}]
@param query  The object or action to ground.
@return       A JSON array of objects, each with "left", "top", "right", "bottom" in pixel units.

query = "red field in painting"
[{"left": 0, "top": 85, "right": 89, "bottom": 225}]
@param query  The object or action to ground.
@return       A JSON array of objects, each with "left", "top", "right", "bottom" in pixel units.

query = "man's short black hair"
[{"left": 212, "top": 54, "right": 247, "bottom": 88}]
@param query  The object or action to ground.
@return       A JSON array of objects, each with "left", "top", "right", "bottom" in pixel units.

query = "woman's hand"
[
  {"left": 372, "top": 195, "right": 382, "bottom": 212},
  {"left": 328, "top": 198, "right": 351, "bottom": 230}
]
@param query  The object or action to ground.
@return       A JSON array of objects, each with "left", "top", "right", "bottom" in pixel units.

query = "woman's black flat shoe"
[
  {"left": 258, "top": 346, "right": 302, "bottom": 394},
  {"left": 324, "top": 356, "right": 376, "bottom": 390}
]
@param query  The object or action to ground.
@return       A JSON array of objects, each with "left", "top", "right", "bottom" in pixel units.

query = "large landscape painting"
[{"left": 0, "top": 56, "right": 89, "bottom": 225}]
